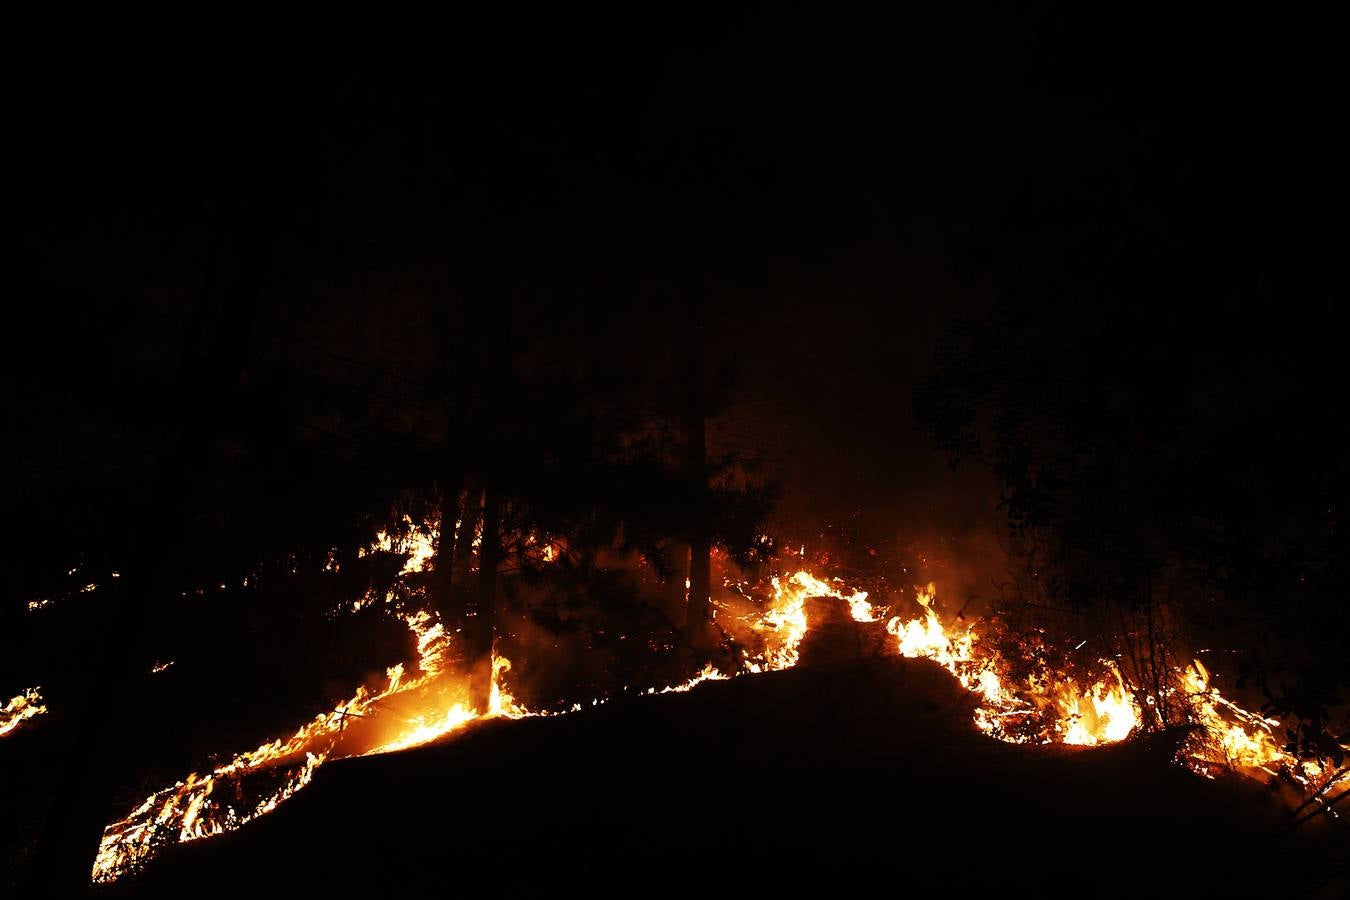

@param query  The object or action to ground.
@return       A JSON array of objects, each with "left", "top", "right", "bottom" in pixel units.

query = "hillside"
[{"left": 103, "top": 644, "right": 1346, "bottom": 899}]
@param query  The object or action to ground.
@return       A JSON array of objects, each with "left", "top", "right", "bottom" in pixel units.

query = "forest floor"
[{"left": 103, "top": 623, "right": 1347, "bottom": 899}]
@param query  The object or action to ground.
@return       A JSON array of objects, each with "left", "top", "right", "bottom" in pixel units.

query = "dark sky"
[{"left": 7, "top": 5, "right": 1341, "bottom": 555}]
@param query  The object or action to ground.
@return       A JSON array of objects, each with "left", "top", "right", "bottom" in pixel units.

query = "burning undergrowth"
[
  {"left": 52, "top": 521, "right": 1346, "bottom": 885},
  {"left": 0, "top": 688, "right": 46, "bottom": 739}
]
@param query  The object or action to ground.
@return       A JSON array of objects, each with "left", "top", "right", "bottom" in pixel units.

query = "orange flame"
[
  {"left": 1180, "top": 660, "right": 1286, "bottom": 774},
  {"left": 92, "top": 522, "right": 524, "bottom": 883},
  {"left": 739, "top": 570, "right": 876, "bottom": 672},
  {"left": 88, "top": 556, "right": 1347, "bottom": 884},
  {"left": 92, "top": 625, "right": 526, "bottom": 881},
  {"left": 882, "top": 581, "right": 1344, "bottom": 804}
]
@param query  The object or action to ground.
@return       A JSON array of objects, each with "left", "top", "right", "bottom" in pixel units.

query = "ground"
[{"left": 101, "top": 623, "right": 1347, "bottom": 899}]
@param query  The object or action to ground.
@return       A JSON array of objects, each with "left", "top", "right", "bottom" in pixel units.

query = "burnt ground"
[{"left": 101, "top": 616, "right": 1348, "bottom": 900}]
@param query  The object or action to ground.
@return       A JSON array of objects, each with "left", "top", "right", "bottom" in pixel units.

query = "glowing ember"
[{"left": 0, "top": 687, "right": 47, "bottom": 738}]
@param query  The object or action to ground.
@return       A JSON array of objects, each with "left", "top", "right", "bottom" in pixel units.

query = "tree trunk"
[
  {"left": 663, "top": 538, "right": 691, "bottom": 626},
  {"left": 433, "top": 474, "right": 463, "bottom": 629},
  {"left": 684, "top": 305, "right": 712, "bottom": 642},
  {"left": 469, "top": 485, "right": 500, "bottom": 713},
  {"left": 454, "top": 488, "right": 482, "bottom": 584},
  {"left": 687, "top": 540, "right": 711, "bottom": 636}
]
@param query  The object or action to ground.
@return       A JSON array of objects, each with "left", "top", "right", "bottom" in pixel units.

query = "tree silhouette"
[{"left": 915, "top": 152, "right": 1350, "bottom": 754}]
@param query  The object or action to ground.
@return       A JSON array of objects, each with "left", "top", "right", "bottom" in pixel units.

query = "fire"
[
  {"left": 371, "top": 518, "right": 438, "bottom": 575},
  {"left": 887, "top": 583, "right": 1023, "bottom": 718},
  {"left": 740, "top": 570, "right": 877, "bottom": 672},
  {"left": 887, "top": 582, "right": 1143, "bottom": 746},
  {"left": 488, "top": 654, "right": 528, "bottom": 718},
  {"left": 1055, "top": 674, "right": 1139, "bottom": 746},
  {"left": 886, "top": 582, "right": 1153, "bottom": 747},
  {"left": 92, "top": 520, "right": 524, "bottom": 884},
  {"left": 881, "top": 581, "right": 1345, "bottom": 805},
  {"left": 661, "top": 662, "right": 730, "bottom": 693},
  {"left": 92, "top": 627, "right": 527, "bottom": 882},
  {"left": 84, "top": 554, "right": 1346, "bottom": 885},
  {"left": 366, "top": 702, "right": 477, "bottom": 756},
  {"left": 0, "top": 687, "right": 47, "bottom": 738},
  {"left": 1180, "top": 659, "right": 1286, "bottom": 775}
]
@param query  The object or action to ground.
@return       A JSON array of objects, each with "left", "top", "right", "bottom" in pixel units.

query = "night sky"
[
  {"left": 12, "top": 7, "right": 1337, "bottom": 520},
  {"left": 5, "top": 7, "right": 1343, "bottom": 629},
  {"left": 7, "top": 6, "right": 1343, "bottom": 574}
]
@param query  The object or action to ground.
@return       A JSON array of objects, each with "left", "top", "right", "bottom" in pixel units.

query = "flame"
[
  {"left": 87, "top": 556, "right": 1346, "bottom": 885},
  {"left": 92, "top": 520, "right": 524, "bottom": 883},
  {"left": 0, "top": 687, "right": 47, "bottom": 738},
  {"left": 1056, "top": 673, "right": 1139, "bottom": 746},
  {"left": 365, "top": 702, "right": 477, "bottom": 756},
  {"left": 882, "top": 581, "right": 1345, "bottom": 809},
  {"left": 886, "top": 583, "right": 1141, "bottom": 745},
  {"left": 740, "top": 570, "right": 876, "bottom": 672},
  {"left": 488, "top": 655, "right": 528, "bottom": 718},
  {"left": 92, "top": 628, "right": 526, "bottom": 881},
  {"left": 1180, "top": 659, "right": 1286, "bottom": 774},
  {"left": 888, "top": 583, "right": 1016, "bottom": 709},
  {"left": 661, "top": 662, "right": 730, "bottom": 693},
  {"left": 371, "top": 520, "right": 438, "bottom": 575}
]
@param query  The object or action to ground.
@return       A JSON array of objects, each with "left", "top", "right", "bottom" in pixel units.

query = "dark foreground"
[{"left": 101, "top": 648, "right": 1347, "bottom": 899}]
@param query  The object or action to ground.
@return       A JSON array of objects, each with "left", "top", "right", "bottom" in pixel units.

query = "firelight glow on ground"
[{"left": 72, "top": 524, "right": 1346, "bottom": 885}]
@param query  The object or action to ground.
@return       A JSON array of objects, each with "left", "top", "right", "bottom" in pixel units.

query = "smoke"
[{"left": 491, "top": 560, "right": 697, "bottom": 711}]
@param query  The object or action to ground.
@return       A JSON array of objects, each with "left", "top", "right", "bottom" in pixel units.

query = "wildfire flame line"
[
  {"left": 731, "top": 574, "right": 1343, "bottom": 812},
  {"left": 93, "top": 523, "right": 527, "bottom": 883},
  {"left": 88, "top": 557, "right": 1346, "bottom": 884},
  {"left": 92, "top": 610, "right": 527, "bottom": 882},
  {"left": 875, "top": 582, "right": 1342, "bottom": 798}
]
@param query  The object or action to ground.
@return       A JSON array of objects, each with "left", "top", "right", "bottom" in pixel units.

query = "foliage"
[{"left": 914, "top": 159, "right": 1349, "bottom": 756}]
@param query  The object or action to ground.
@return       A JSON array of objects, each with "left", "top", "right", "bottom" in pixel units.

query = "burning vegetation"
[
  {"left": 0, "top": 689, "right": 46, "bottom": 739},
  {"left": 74, "top": 519, "right": 1346, "bottom": 887}
]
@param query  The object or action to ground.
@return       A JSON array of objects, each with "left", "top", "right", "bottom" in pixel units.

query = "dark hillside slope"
[{"left": 108, "top": 650, "right": 1346, "bottom": 899}]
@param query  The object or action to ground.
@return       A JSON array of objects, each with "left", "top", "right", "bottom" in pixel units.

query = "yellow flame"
[
  {"left": 371, "top": 519, "right": 438, "bottom": 575},
  {"left": 94, "top": 520, "right": 520, "bottom": 883},
  {"left": 0, "top": 688, "right": 47, "bottom": 738},
  {"left": 93, "top": 625, "right": 528, "bottom": 881},
  {"left": 1180, "top": 659, "right": 1285, "bottom": 773},
  {"left": 367, "top": 705, "right": 477, "bottom": 756},
  {"left": 88, "top": 555, "right": 1347, "bottom": 885},
  {"left": 886, "top": 583, "right": 1139, "bottom": 744},
  {"left": 661, "top": 662, "right": 730, "bottom": 693},
  {"left": 879, "top": 580, "right": 1346, "bottom": 817},
  {"left": 488, "top": 655, "right": 528, "bottom": 719},
  {"left": 740, "top": 570, "right": 876, "bottom": 672},
  {"left": 1056, "top": 673, "right": 1139, "bottom": 746}
]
